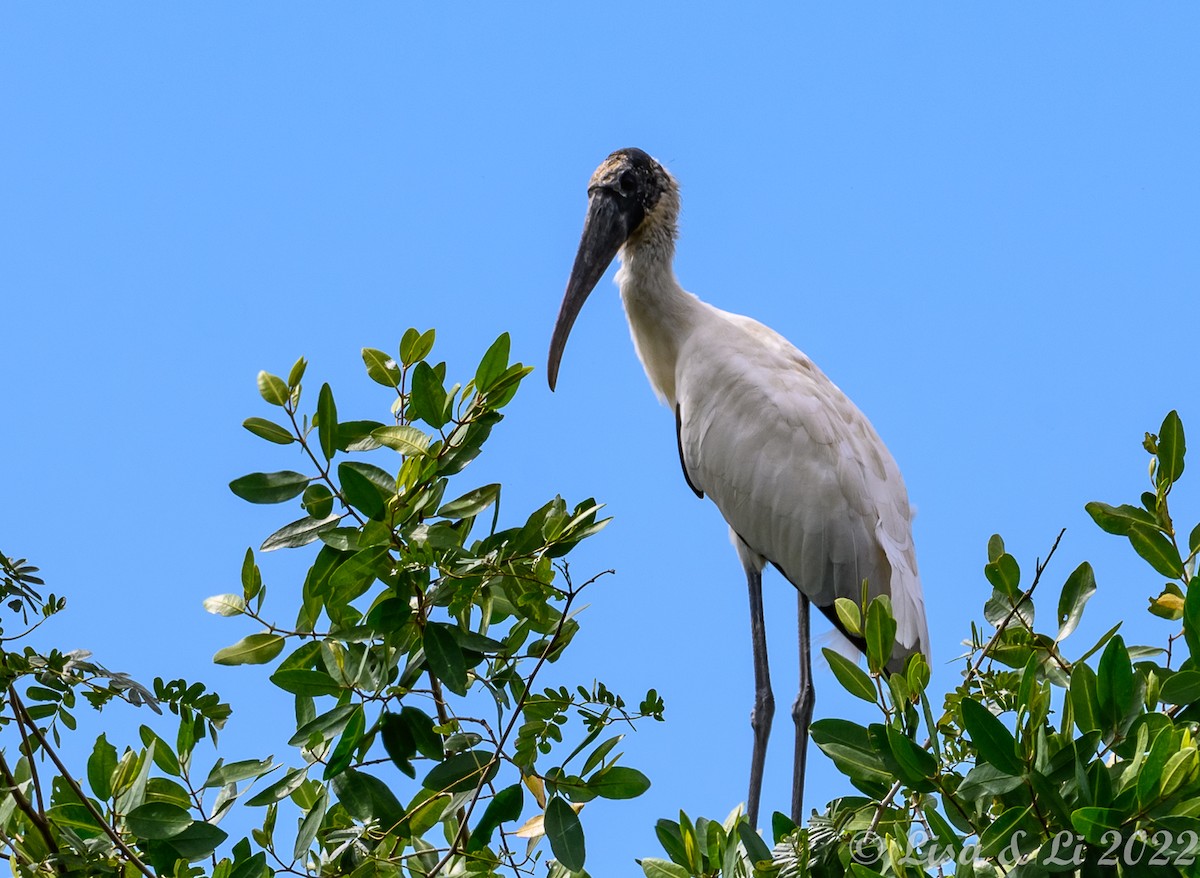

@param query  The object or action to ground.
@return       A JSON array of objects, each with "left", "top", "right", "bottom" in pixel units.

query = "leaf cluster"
[
  {"left": 647, "top": 411, "right": 1200, "bottom": 878},
  {"left": 214, "top": 331, "right": 664, "bottom": 877}
]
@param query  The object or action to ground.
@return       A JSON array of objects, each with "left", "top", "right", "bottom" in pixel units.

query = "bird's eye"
[{"left": 618, "top": 169, "right": 638, "bottom": 195}]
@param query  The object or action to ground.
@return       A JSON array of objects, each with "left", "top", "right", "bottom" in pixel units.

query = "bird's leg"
[
  {"left": 791, "top": 592, "right": 815, "bottom": 825},
  {"left": 746, "top": 566, "right": 774, "bottom": 829}
]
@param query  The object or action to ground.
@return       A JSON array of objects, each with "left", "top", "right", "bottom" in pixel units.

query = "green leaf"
[
  {"left": 337, "top": 461, "right": 391, "bottom": 521},
  {"left": 125, "top": 802, "right": 194, "bottom": 840},
  {"left": 883, "top": 725, "right": 937, "bottom": 785},
  {"left": 327, "top": 546, "right": 389, "bottom": 604},
  {"left": 317, "top": 383, "right": 337, "bottom": 461},
  {"left": 155, "top": 820, "right": 228, "bottom": 859},
  {"left": 864, "top": 597, "right": 897, "bottom": 674},
  {"left": 322, "top": 705, "right": 365, "bottom": 780},
  {"left": 380, "top": 712, "right": 417, "bottom": 778},
  {"left": 331, "top": 768, "right": 406, "bottom": 832},
  {"left": 203, "top": 594, "right": 246, "bottom": 617},
  {"left": 823, "top": 648, "right": 877, "bottom": 703},
  {"left": 409, "top": 361, "right": 448, "bottom": 428},
  {"left": 301, "top": 484, "right": 334, "bottom": 519},
  {"left": 1096, "top": 634, "right": 1133, "bottom": 733},
  {"left": 372, "top": 424, "right": 432, "bottom": 456},
  {"left": 288, "top": 703, "right": 359, "bottom": 748},
  {"left": 984, "top": 552, "right": 1021, "bottom": 598},
  {"left": 545, "top": 796, "right": 586, "bottom": 872},
  {"left": 640, "top": 858, "right": 690, "bottom": 878},
  {"left": 202, "top": 758, "right": 275, "bottom": 789},
  {"left": 213, "top": 633, "right": 285, "bottom": 666},
  {"left": 88, "top": 734, "right": 117, "bottom": 800},
  {"left": 402, "top": 706, "right": 443, "bottom": 760},
  {"left": 408, "top": 793, "right": 450, "bottom": 837},
  {"left": 400, "top": 327, "right": 435, "bottom": 365},
  {"left": 1070, "top": 806, "right": 1126, "bottom": 845},
  {"left": 139, "top": 726, "right": 181, "bottom": 777},
  {"left": 1157, "top": 410, "right": 1186, "bottom": 487},
  {"left": 438, "top": 483, "right": 500, "bottom": 519},
  {"left": 736, "top": 822, "right": 773, "bottom": 864},
  {"left": 810, "top": 719, "right": 894, "bottom": 790},
  {"left": 229, "top": 471, "right": 310, "bottom": 504},
  {"left": 423, "top": 623, "right": 469, "bottom": 695},
  {"left": 421, "top": 750, "right": 498, "bottom": 794},
  {"left": 1160, "top": 670, "right": 1200, "bottom": 705},
  {"left": 1128, "top": 524, "right": 1184, "bottom": 579},
  {"left": 1185, "top": 581, "right": 1200, "bottom": 661},
  {"left": 241, "top": 547, "right": 262, "bottom": 600},
  {"left": 269, "top": 669, "right": 343, "bottom": 697},
  {"left": 1056, "top": 562, "right": 1096, "bottom": 641},
  {"left": 243, "top": 417, "right": 294, "bottom": 445},
  {"left": 246, "top": 766, "right": 308, "bottom": 807},
  {"left": 257, "top": 371, "right": 289, "bottom": 406},
  {"left": 1070, "top": 663, "right": 1101, "bottom": 734},
  {"left": 362, "top": 348, "right": 401, "bottom": 388},
  {"left": 475, "top": 333, "right": 510, "bottom": 393},
  {"left": 293, "top": 788, "right": 326, "bottom": 861},
  {"left": 288, "top": 356, "right": 307, "bottom": 388},
  {"left": 960, "top": 699, "right": 1023, "bottom": 775},
  {"left": 1085, "top": 501, "right": 1157, "bottom": 535},
  {"left": 261, "top": 513, "right": 340, "bottom": 552},
  {"left": 834, "top": 597, "right": 861, "bottom": 637},
  {"left": 581, "top": 735, "right": 623, "bottom": 776},
  {"left": 978, "top": 806, "right": 1031, "bottom": 858},
  {"left": 587, "top": 766, "right": 651, "bottom": 800},
  {"left": 468, "top": 783, "right": 523, "bottom": 851}
]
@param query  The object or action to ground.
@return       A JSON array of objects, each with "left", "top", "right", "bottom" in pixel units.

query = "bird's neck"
[{"left": 617, "top": 225, "right": 700, "bottom": 407}]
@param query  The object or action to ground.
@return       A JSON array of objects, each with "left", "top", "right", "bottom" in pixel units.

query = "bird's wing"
[{"left": 676, "top": 309, "right": 929, "bottom": 661}]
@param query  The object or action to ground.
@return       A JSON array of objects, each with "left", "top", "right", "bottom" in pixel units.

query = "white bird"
[{"left": 548, "top": 148, "right": 929, "bottom": 827}]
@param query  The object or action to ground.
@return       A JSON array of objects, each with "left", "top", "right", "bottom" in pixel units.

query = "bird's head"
[{"left": 548, "top": 148, "right": 678, "bottom": 390}]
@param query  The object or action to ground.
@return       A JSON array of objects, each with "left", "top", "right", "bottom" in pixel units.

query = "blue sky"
[{"left": 2, "top": 4, "right": 1198, "bottom": 875}]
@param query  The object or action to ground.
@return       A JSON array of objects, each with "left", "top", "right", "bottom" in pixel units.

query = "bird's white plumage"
[
  {"left": 618, "top": 252, "right": 929, "bottom": 663},
  {"left": 553, "top": 147, "right": 930, "bottom": 823}
]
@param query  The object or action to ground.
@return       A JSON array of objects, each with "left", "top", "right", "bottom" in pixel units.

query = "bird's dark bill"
[{"left": 547, "top": 190, "right": 632, "bottom": 390}]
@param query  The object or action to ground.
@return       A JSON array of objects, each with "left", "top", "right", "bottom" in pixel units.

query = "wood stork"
[{"left": 547, "top": 148, "right": 929, "bottom": 827}]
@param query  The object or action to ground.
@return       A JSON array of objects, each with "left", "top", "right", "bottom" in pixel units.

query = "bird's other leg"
[
  {"left": 791, "top": 592, "right": 815, "bottom": 825},
  {"left": 745, "top": 565, "right": 774, "bottom": 829}
]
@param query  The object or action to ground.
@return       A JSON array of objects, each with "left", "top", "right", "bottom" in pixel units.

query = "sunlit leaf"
[
  {"left": 372, "top": 425, "right": 431, "bottom": 456},
  {"left": 1156, "top": 410, "right": 1186, "bottom": 487},
  {"left": 203, "top": 594, "right": 246, "bottom": 617},
  {"left": 213, "top": 633, "right": 285, "bottom": 666},
  {"left": 1127, "top": 524, "right": 1184, "bottom": 579},
  {"left": 1055, "top": 562, "right": 1096, "bottom": 641},
  {"left": 229, "top": 471, "right": 310, "bottom": 505},
  {"left": 242, "top": 417, "right": 294, "bottom": 445},
  {"left": 261, "top": 514, "right": 340, "bottom": 552},
  {"left": 1085, "top": 501, "right": 1157, "bottom": 536},
  {"left": 475, "top": 333, "right": 510, "bottom": 393},
  {"left": 257, "top": 371, "right": 289, "bottom": 406},
  {"left": 362, "top": 348, "right": 401, "bottom": 388},
  {"left": 823, "top": 648, "right": 877, "bottom": 703}
]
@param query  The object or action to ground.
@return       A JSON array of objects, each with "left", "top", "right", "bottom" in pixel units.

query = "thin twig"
[
  {"left": 9, "top": 690, "right": 155, "bottom": 878},
  {"left": 0, "top": 749, "right": 63, "bottom": 874},
  {"left": 427, "top": 568, "right": 613, "bottom": 878},
  {"left": 965, "top": 529, "right": 1066, "bottom": 689}
]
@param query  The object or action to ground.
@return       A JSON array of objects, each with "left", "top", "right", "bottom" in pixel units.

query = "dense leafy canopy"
[{"left": 1, "top": 333, "right": 1194, "bottom": 878}]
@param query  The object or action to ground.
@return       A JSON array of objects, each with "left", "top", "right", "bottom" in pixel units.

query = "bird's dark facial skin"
[{"left": 547, "top": 149, "right": 664, "bottom": 391}]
